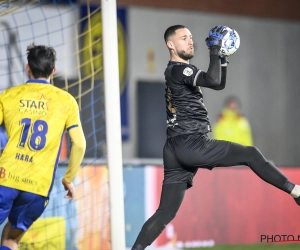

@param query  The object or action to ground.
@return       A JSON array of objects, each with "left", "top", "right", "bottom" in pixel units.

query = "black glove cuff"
[{"left": 209, "top": 46, "right": 220, "bottom": 55}]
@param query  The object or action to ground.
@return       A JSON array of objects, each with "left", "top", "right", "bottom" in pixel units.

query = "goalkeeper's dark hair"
[
  {"left": 27, "top": 43, "right": 56, "bottom": 79},
  {"left": 164, "top": 25, "right": 186, "bottom": 43}
]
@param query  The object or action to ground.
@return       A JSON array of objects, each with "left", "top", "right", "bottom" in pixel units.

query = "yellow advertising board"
[{"left": 20, "top": 217, "right": 65, "bottom": 250}]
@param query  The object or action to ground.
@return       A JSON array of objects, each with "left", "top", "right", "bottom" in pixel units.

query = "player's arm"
[
  {"left": 194, "top": 46, "right": 227, "bottom": 90},
  {"left": 195, "top": 26, "right": 228, "bottom": 90},
  {"left": 62, "top": 125, "right": 86, "bottom": 201},
  {"left": 212, "top": 65, "right": 227, "bottom": 90},
  {"left": 170, "top": 57, "right": 224, "bottom": 89}
]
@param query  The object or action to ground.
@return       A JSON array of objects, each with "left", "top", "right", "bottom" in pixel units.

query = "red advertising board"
[{"left": 148, "top": 167, "right": 300, "bottom": 247}]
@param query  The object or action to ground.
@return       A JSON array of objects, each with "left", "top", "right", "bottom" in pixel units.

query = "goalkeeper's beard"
[{"left": 177, "top": 50, "right": 194, "bottom": 61}]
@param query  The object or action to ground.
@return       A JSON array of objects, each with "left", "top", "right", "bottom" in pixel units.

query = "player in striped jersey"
[{"left": 0, "top": 44, "right": 86, "bottom": 250}]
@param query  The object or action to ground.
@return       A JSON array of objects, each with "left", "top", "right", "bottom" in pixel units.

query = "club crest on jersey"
[{"left": 183, "top": 67, "right": 193, "bottom": 76}]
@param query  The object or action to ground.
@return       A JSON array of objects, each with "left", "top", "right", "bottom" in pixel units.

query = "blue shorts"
[{"left": 0, "top": 185, "right": 49, "bottom": 231}]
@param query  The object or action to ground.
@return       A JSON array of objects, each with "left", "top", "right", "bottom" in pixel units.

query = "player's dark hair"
[
  {"left": 164, "top": 25, "right": 186, "bottom": 43},
  {"left": 26, "top": 43, "right": 56, "bottom": 79}
]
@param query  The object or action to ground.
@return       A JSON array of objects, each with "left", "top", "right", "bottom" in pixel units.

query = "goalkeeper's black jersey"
[{"left": 164, "top": 60, "right": 226, "bottom": 138}]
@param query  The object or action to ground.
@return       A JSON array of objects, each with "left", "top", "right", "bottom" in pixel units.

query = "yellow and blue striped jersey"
[{"left": 0, "top": 80, "right": 82, "bottom": 197}]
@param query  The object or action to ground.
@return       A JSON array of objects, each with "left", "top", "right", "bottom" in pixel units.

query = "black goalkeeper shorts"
[{"left": 163, "top": 133, "right": 230, "bottom": 188}]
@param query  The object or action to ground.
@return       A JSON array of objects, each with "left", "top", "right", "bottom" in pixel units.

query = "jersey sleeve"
[
  {"left": 64, "top": 126, "right": 86, "bottom": 183},
  {"left": 65, "top": 96, "right": 82, "bottom": 130},
  {"left": 169, "top": 64, "right": 201, "bottom": 86}
]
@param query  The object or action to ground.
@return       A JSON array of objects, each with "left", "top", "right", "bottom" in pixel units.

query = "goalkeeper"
[
  {"left": 131, "top": 25, "right": 300, "bottom": 250},
  {"left": 0, "top": 43, "right": 86, "bottom": 250}
]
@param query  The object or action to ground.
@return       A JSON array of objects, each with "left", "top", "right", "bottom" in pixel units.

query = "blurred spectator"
[
  {"left": 213, "top": 96, "right": 253, "bottom": 146},
  {"left": 0, "top": 124, "right": 8, "bottom": 152}
]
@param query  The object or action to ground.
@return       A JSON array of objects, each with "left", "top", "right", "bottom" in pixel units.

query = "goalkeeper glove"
[{"left": 205, "top": 26, "right": 228, "bottom": 48}]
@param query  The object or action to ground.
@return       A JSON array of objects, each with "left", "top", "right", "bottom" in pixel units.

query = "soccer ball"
[{"left": 219, "top": 26, "right": 240, "bottom": 58}]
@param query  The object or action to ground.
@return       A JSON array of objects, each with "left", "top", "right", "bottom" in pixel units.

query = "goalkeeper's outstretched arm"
[{"left": 62, "top": 126, "right": 86, "bottom": 201}]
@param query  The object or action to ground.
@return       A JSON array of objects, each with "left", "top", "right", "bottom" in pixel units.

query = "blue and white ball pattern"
[{"left": 219, "top": 27, "right": 240, "bottom": 57}]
